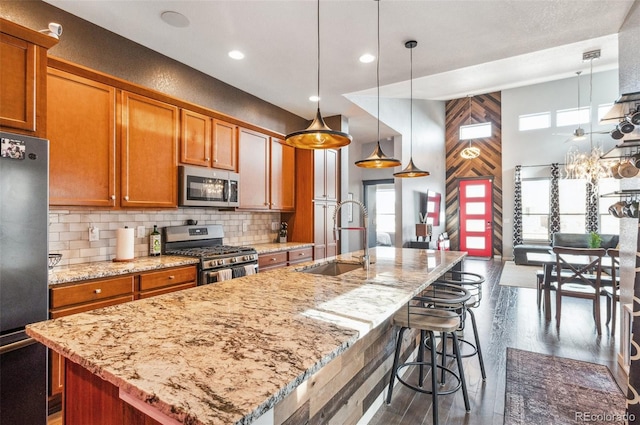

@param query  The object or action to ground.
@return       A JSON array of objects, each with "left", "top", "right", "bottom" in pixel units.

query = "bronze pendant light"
[
  {"left": 394, "top": 40, "right": 430, "bottom": 178},
  {"left": 355, "top": 0, "right": 401, "bottom": 168},
  {"left": 285, "top": 0, "right": 352, "bottom": 150}
]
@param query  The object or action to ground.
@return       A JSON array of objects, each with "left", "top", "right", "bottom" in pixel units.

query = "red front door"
[{"left": 459, "top": 178, "right": 493, "bottom": 257}]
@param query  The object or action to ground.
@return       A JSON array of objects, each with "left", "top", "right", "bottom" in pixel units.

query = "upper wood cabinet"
[
  {"left": 270, "top": 137, "right": 295, "bottom": 211},
  {"left": 48, "top": 68, "right": 117, "bottom": 207},
  {"left": 238, "top": 129, "right": 295, "bottom": 211},
  {"left": 238, "top": 127, "right": 270, "bottom": 209},
  {"left": 180, "top": 108, "right": 212, "bottom": 167},
  {"left": 313, "top": 149, "right": 338, "bottom": 201},
  {"left": 180, "top": 111, "right": 237, "bottom": 171},
  {"left": 0, "top": 18, "right": 58, "bottom": 137},
  {"left": 121, "top": 92, "right": 178, "bottom": 208},
  {"left": 212, "top": 119, "right": 237, "bottom": 171}
]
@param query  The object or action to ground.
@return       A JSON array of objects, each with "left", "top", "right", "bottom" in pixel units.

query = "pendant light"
[
  {"left": 460, "top": 95, "right": 481, "bottom": 159},
  {"left": 355, "top": 0, "right": 400, "bottom": 168},
  {"left": 394, "top": 40, "right": 430, "bottom": 178},
  {"left": 285, "top": 0, "right": 352, "bottom": 150}
]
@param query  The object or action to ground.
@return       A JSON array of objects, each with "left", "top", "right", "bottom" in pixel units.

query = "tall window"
[
  {"left": 375, "top": 185, "right": 395, "bottom": 233},
  {"left": 521, "top": 179, "right": 550, "bottom": 241},
  {"left": 558, "top": 179, "right": 586, "bottom": 232}
]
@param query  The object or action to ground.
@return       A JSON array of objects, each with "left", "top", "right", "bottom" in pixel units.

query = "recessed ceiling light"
[
  {"left": 228, "top": 50, "right": 245, "bottom": 60},
  {"left": 359, "top": 53, "right": 375, "bottom": 63},
  {"left": 160, "top": 11, "right": 190, "bottom": 28},
  {"left": 309, "top": 95, "right": 320, "bottom": 102}
]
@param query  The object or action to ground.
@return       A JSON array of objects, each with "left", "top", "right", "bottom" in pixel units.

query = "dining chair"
[
  {"left": 603, "top": 249, "right": 620, "bottom": 333},
  {"left": 551, "top": 246, "right": 607, "bottom": 335}
]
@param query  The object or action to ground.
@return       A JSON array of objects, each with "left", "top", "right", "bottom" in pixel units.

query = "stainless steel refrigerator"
[{"left": 0, "top": 131, "right": 49, "bottom": 424}]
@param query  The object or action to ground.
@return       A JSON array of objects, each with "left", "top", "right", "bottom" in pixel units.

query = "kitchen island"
[{"left": 27, "top": 247, "right": 466, "bottom": 425}]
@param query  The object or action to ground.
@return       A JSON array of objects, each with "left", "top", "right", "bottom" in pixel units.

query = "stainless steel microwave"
[{"left": 179, "top": 165, "right": 239, "bottom": 208}]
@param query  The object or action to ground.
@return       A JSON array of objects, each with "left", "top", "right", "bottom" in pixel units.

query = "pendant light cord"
[
  {"left": 577, "top": 71, "right": 582, "bottom": 133},
  {"left": 376, "top": 0, "right": 380, "bottom": 144},
  {"left": 316, "top": 0, "right": 320, "bottom": 109},
  {"left": 409, "top": 42, "right": 413, "bottom": 159},
  {"left": 589, "top": 58, "right": 593, "bottom": 150}
]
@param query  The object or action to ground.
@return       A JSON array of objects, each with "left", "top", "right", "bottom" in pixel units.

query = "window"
[
  {"left": 556, "top": 106, "right": 590, "bottom": 127},
  {"left": 519, "top": 112, "right": 551, "bottom": 131},
  {"left": 460, "top": 122, "right": 491, "bottom": 140},
  {"left": 558, "top": 179, "right": 586, "bottom": 233},
  {"left": 375, "top": 186, "right": 395, "bottom": 233},
  {"left": 521, "top": 179, "right": 550, "bottom": 241}
]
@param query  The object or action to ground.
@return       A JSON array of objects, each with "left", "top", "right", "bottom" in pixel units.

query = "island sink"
[{"left": 301, "top": 261, "right": 362, "bottom": 276}]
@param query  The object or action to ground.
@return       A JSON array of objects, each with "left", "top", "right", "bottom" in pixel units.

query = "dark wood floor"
[{"left": 369, "top": 258, "right": 627, "bottom": 425}]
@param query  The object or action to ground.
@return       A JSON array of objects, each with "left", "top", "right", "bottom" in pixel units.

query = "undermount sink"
[{"left": 301, "top": 261, "right": 362, "bottom": 276}]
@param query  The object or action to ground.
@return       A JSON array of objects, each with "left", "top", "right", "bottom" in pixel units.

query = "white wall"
[{"left": 501, "top": 69, "right": 620, "bottom": 258}]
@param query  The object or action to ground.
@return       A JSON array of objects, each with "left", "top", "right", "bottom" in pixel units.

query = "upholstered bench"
[{"left": 513, "top": 244, "right": 552, "bottom": 266}]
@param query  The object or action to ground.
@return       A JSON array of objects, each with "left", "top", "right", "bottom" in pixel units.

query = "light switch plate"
[
  {"left": 271, "top": 222, "right": 278, "bottom": 231},
  {"left": 243, "top": 221, "right": 249, "bottom": 232},
  {"left": 88, "top": 226, "right": 100, "bottom": 242},
  {"left": 136, "top": 226, "right": 146, "bottom": 238}
]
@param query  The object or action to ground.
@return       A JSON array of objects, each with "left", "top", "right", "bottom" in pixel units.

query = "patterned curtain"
[
  {"left": 585, "top": 181, "right": 599, "bottom": 234},
  {"left": 549, "top": 163, "right": 560, "bottom": 238},
  {"left": 627, "top": 223, "right": 640, "bottom": 420},
  {"left": 513, "top": 165, "right": 523, "bottom": 246}
]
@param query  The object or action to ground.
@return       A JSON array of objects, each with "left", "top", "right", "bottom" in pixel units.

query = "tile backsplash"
[{"left": 49, "top": 208, "right": 281, "bottom": 266}]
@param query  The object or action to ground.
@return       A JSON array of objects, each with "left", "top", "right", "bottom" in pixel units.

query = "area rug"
[
  {"left": 498, "top": 261, "right": 538, "bottom": 289},
  {"left": 505, "top": 348, "right": 626, "bottom": 425}
]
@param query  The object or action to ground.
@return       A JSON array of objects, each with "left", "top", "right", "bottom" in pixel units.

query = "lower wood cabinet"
[
  {"left": 48, "top": 265, "right": 196, "bottom": 402},
  {"left": 258, "top": 251, "right": 288, "bottom": 271},
  {"left": 288, "top": 247, "right": 313, "bottom": 266}
]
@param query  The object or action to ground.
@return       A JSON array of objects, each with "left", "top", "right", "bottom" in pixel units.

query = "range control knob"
[
  {"left": 217, "top": 259, "right": 224, "bottom": 266},
  {"left": 230, "top": 257, "right": 237, "bottom": 263}
]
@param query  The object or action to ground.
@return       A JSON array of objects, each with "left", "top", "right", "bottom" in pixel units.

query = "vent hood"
[{"left": 600, "top": 91, "right": 640, "bottom": 124}]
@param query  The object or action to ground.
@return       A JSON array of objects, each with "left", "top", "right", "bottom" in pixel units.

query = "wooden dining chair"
[
  {"left": 603, "top": 249, "right": 620, "bottom": 333},
  {"left": 551, "top": 246, "right": 607, "bottom": 335}
]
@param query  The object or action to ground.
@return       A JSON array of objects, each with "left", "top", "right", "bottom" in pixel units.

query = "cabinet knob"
[
  {"left": 205, "top": 157, "right": 210, "bottom": 161},
  {"left": 94, "top": 289, "right": 102, "bottom": 294},
  {"left": 271, "top": 258, "right": 277, "bottom": 262},
  {"left": 214, "top": 159, "right": 218, "bottom": 163},
  {"left": 168, "top": 275, "right": 175, "bottom": 280},
  {"left": 124, "top": 196, "right": 129, "bottom": 201},
  {"left": 111, "top": 195, "right": 116, "bottom": 200},
  {"left": 299, "top": 252, "right": 305, "bottom": 256}
]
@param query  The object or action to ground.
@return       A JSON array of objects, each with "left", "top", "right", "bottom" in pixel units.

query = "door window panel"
[
  {"left": 466, "top": 202, "right": 485, "bottom": 215},
  {"left": 466, "top": 237, "right": 485, "bottom": 250},
  {"left": 465, "top": 184, "right": 486, "bottom": 198},
  {"left": 466, "top": 219, "right": 485, "bottom": 232}
]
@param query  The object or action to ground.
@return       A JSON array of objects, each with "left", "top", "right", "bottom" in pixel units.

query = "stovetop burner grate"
[{"left": 166, "top": 245, "right": 255, "bottom": 258}]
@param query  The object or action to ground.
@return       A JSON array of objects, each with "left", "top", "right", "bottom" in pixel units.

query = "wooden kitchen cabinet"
[
  {"left": 287, "top": 247, "right": 313, "bottom": 266},
  {"left": 270, "top": 137, "right": 295, "bottom": 211},
  {"left": 120, "top": 91, "right": 178, "bottom": 208},
  {"left": 313, "top": 149, "right": 338, "bottom": 201},
  {"left": 47, "top": 68, "right": 117, "bottom": 207},
  {"left": 137, "top": 265, "right": 196, "bottom": 299},
  {"left": 258, "top": 251, "right": 288, "bottom": 271},
  {"left": 0, "top": 18, "right": 57, "bottom": 138},
  {"left": 180, "top": 108, "right": 212, "bottom": 167},
  {"left": 313, "top": 201, "right": 338, "bottom": 260},
  {"left": 212, "top": 119, "right": 237, "bottom": 171},
  {"left": 238, "top": 129, "right": 294, "bottom": 211}
]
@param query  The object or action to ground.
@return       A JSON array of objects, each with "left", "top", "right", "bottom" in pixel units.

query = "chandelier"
[{"left": 563, "top": 50, "right": 611, "bottom": 185}]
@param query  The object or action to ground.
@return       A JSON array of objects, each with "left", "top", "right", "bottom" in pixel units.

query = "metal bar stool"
[
  {"left": 432, "top": 270, "right": 487, "bottom": 380},
  {"left": 386, "top": 282, "right": 472, "bottom": 425}
]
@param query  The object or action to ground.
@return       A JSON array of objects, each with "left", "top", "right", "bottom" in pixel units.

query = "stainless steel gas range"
[{"left": 162, "top": 224, "right": 258, "bottom": 285}]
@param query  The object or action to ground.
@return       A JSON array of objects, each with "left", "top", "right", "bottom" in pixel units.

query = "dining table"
[{"left": 525, "top": 251, "right": 614, "bottom": 322}]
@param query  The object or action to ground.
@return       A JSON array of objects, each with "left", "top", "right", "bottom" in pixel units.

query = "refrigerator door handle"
[{"left": 0, "top": 337, "right": 38, "bottom": 355}]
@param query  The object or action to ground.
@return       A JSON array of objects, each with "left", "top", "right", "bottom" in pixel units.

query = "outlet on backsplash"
[{"left": 88, "top": 226, "right": 99, "bottom": 241}]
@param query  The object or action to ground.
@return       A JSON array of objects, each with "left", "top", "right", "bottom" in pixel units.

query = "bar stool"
[
  {"left": 386, "top": 282, "right": 471, "bottom": 425},
  {"left": 433, "top": 270, "right": 486, "bottom": 380}
]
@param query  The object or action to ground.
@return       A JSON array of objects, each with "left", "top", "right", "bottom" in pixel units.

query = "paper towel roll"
[{"left": 114, "top": 227, "right": 135, "bottom": 261}]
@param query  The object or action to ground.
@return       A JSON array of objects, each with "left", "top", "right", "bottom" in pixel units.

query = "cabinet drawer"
[
  {"left": 288, "top": 247, "right": 313, "bottom": 264},
  {"left": 50, "top": 276, "right": 134, "bottom": 309},
  {"left": 258, "top": 251, "right": 288, "bottom": 270},
  {"left": 138, "top": 266, "right": 196, "bottom": 291},
  {"left": 50, "top": 295, "right": 134, "bottom": 319},
  {"left": 138, "top": 282, "right": 196, "bottom": 299}
]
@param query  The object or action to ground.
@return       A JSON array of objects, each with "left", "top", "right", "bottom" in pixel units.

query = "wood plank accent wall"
[{"left": 445, "top": 92, "right": 503, "bottom": 255}]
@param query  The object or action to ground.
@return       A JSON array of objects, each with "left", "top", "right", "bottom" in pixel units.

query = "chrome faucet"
[{"left": 333, "top": 199, "right": 369, "bottom": 270}]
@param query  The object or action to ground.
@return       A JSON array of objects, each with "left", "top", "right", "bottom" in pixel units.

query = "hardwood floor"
[{"left": 369, "top": 258, "right": 627, "bottom": 425}]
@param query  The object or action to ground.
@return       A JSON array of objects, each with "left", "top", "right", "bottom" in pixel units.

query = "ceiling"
[{"left": 44, "top": 0, "right": 637, "bottom": 143}]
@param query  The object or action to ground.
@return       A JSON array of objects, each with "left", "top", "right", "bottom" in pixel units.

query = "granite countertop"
[
  {"left": 48, "top": 255, "right": 200, "bottom": 286},
  {"left": 28, "top": 247, "right": 466, "bottom": 425},
  {"left": 252, "top": 242, "right": 313, "bottom": 254}
]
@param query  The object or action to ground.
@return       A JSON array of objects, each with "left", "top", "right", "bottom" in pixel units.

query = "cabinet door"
[
  {"left": 180, "top": 109, "right": 212, "bottom": 167},
  {"left": 325, "top": 149, "right": 338, "bottom": 201},
  {"left": 48, "top": 68, "right": 117, "bottom": 207},
  {"left": 314, "top": 201, "right": 327, "bottom": 260},
  {"left": 270, "top": 138, "right": 295, "bottom": 211},
  {"left": 121, "top": 92, "right": 178, "bottom": 208},
  {"left": 0, "top": 33, "right": 36, "bottom": 133},
  {"left": 213, "top": 119, "right": 237, "bottom": 171},
  {"left": 313, "top": 149, "right": 326, "bottom": 199},
  {"left": 326, "top": 201, "right": 338, "bottom": 257},
  {"left": 238, "top": 127, "right": 269, "bottom": 209}
]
